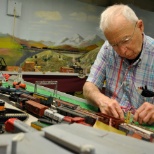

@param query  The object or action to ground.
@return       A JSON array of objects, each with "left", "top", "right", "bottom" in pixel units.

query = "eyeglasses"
[{"left": 109, "top": 22, "right": 137, "bottom": 48}]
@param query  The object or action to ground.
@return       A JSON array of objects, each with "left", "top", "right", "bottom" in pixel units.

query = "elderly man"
[{"left": 83, "top": 4, "right": 154, "bottom": 124}]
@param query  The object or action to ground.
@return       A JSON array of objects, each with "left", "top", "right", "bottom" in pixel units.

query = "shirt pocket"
[{"left": 133, "top": 82, "right": 154, "bottom": 108}]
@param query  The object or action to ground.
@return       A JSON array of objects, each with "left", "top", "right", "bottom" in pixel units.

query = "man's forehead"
[
  {"left": 104, "top": 17, "right": 133, "bottom": 34},
  {"left": 104, "top": 23, "right": 133, "bottom": 43}
]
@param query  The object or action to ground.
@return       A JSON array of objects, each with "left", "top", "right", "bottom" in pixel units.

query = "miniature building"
[
  {"left": 22, "top": 61, "right": 35, "bottom": 71},
  {"left": 6, "top": 66, "right": 19, "bottom": 72},
  {"left": 60, "top": 67, "right": 74, "bottom": 73}
]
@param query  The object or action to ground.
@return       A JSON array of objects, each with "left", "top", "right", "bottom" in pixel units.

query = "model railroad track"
[{"left": 0, "top": 94, "right": 29, "bottom": 124}]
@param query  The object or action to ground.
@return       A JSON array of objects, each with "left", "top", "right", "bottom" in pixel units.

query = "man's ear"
[{"left": 137, "top": 20, "right": 144, "bottom": 32}]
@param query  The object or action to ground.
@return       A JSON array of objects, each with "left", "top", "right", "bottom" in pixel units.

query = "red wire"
[
  {"left": 112, "top": 59, "right": 133, "bottom": 99},
  {"left": 112, "top": 58, "right": 124, "bottom": 99}
]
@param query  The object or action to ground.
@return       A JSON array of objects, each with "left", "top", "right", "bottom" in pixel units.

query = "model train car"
[
  {"left": 0, "top": 86, "right": 33, "bottom": 95},
  {"left": 119, "top": 123, "right": 154, "bottom": 142},
  {"left": 96, "top": 112, "right": 124, "bottom": 129},
  {"left": 44, "top": 109, "right": 64, "bottom": 122},
  {"left": 43, "top": 108, "right": 91, "bottom": 126},
  {"left": 33, "top": 93, "right": 53, "bottom": 106},
  {"left": 20, "top": 93, "right": 40, "bottom": 103},
  {"left": 53, "top": 98, "right": 79, "bottom": 110},
  {"left": 25, "top": 100, "right": 48, "bottom": 117}
]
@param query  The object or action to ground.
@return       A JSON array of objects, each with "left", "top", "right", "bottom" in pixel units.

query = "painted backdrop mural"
[{"left": 0, "top": 0, "right": 154, "bottom": 73}]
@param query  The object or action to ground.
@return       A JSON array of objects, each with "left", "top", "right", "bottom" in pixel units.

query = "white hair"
[{"left": 100, "top": 4, "right": 139, "bottom": 32}]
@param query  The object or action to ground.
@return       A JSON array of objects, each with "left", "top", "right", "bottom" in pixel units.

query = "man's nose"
[{"left": 117, "top": 45, "right": 127, "bottom": 55}]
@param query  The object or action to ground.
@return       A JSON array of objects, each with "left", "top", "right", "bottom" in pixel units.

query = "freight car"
[
  {"left": 0, "top": 86, "right": 16, "bottom": 94},
  {"left": 56, "top": 106, "right": 96, "bottom": 125},
  {"left": 25, "top": 100, "right": 48, "bottom": 117},
  {"left": 53, "top": 98, "right": 79, "bottom": 110},
  {"left": 43, "top": 108, "right": 91, "bottom": 126},
  {"left": 96, "top": 112, "right": 124, "bottom": 129},
  {"left": 119, "top": 123, "right": 154, "bottom": 142},
  {"left": 76, "top": 108, "right": 124, "bottom": 128},
  {"left": 0, "top": 86, "right": 33, "bottom": 95},
  {"left": 75, "top": 108, "right": 97, "bottom": 125},
  {"left": 33, "top": 93, "right": 53, "bottom": 107},
  {"left": 9, "top": 94, "right": 28, "bottom": 110},
  {"left": 57, "top": 106, "right": 87, "bottom": 118},
  {"left": 20, "top": 93, "right": 40, "bottom": 103},
  {"left": 44, "top": 109, "right": 64, "bottom": 122}
]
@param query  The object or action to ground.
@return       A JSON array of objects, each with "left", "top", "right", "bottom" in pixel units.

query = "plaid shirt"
[{"left": 87, "top": 34, "right": 154, "bottom": 108}]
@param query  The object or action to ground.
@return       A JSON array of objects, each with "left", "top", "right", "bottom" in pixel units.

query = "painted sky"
[{"left": 0, "top": 0, "right": 154, "bottom": 43}]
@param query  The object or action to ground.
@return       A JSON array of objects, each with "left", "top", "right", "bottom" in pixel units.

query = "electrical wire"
[{"left": 12, "top": 7, "right": 16, "bottom": 40}]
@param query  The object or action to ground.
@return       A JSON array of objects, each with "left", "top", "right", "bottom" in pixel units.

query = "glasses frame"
[{"left": 109, "top": 22, "right": 137, "bottom": 48}]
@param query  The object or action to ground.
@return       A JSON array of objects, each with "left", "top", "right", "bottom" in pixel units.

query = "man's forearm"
[{"left": 83, "top": 82, "right": 106, "bottom": 106}]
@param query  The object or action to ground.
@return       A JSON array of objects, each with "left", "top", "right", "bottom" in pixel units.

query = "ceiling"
[{"left": 77, "top": 0, "right": 154, "bottom": 12}]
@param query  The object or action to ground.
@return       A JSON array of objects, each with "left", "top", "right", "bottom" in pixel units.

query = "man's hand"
[
  {"left": 83, "top": 82, "right": 124, "bottom": 120},
  {"left": 133, "top": 102, "right": 154, "bottom": 125},
  {"left": 99, "top": 98, "right": 124, "bottom": 121}
]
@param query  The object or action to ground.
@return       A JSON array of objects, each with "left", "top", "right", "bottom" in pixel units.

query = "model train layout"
[{"left": 0, "top": 79, "right": 154, "bottom": 144}]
